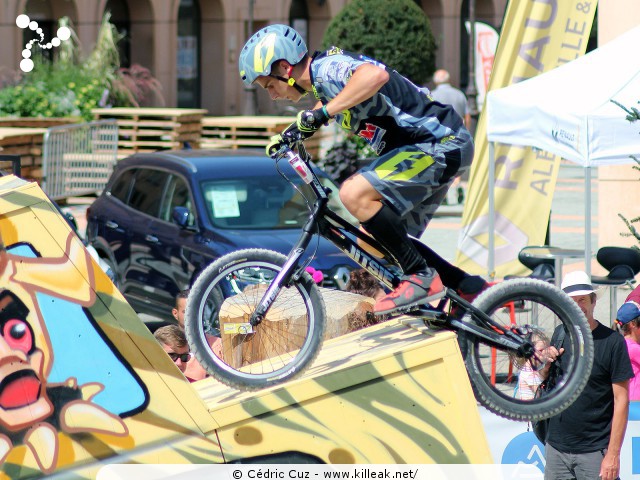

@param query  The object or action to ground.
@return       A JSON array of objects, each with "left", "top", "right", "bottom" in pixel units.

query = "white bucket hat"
[{"left": 561, "top": 270, "right": 599, "bottom": 297}]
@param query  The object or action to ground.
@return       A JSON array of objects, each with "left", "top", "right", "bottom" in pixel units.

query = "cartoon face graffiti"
[
  {"left": 0, "top": 222, "right": 147, "bottom": 474},
  {"left": 0, "top": 290, "right": 52, "bottom": 431}
]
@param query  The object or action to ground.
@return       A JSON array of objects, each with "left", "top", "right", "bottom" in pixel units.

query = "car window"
[
  {"left": 109, "top": 168, "right": 136, "bottom": 203},
  {"left": 200, "top": 175, "right": 356, "bottom": 230},
  {"left": 161, "top": 175, "right": 195, "bottom": 226},
  {"left": 128, "top": 169, "right": 169, "bottom": 217}
]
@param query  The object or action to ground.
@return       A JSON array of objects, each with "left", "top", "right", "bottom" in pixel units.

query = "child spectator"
[{"left": 616, "top": 300, "right": 640, "bottom": 400}]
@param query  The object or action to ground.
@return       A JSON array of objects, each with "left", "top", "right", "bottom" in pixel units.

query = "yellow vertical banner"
[{"left": 455, "top": 0, "right": 597, "bottom": 278}]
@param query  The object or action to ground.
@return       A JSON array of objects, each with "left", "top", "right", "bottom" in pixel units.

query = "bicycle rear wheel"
[
  {"left": 185, "top": 249, "right": 326, "bottom": 391},
  {"left": 462, "top": 278, "right": 594, "bottom": 421}
]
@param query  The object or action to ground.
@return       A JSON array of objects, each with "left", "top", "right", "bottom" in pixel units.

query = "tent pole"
[
  {"left": 488, "top": 142, "right": 495, "bottom": 279},
  {"left": 585, "top": 166, "right": 591, "bottom": 278}
]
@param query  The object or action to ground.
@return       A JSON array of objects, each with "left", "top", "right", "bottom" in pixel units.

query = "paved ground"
[{"left": 62, "top": 160, "right": 630, "bottom": 325}]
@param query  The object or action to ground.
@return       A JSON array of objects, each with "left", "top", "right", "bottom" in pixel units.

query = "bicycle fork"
[{"left": 249, "top": 206, "right": 321, "bottom": 326}]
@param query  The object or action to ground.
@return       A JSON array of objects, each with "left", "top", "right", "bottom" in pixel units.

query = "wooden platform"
[
  {"left": 201, "top": 115, "right": 326, "bottom": 157},
  {"left": 201, "top": 116, "right": 294, "bottom": 149},
  {"left": 0, "top": 127, "right": 46, "bottom": 179},
  {"left": 92, "top": 107, "right": 207, "bottom": 155},
  {"left": 194, "top": 317, "right": 493, "bottom": 464},
  {"left": 0, "top": 117, "right": 78, "bottom": 128}
]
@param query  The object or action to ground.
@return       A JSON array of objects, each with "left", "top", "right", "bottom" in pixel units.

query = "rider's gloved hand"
[
  {"left": 296, "top": 106, "right": 332, "bottom": 134},
  {"left": 266, "top": 133, "right": 285, "bottom": 156},
  {"left": 266, "top": 122, "right": 317, "bottom": 156}
]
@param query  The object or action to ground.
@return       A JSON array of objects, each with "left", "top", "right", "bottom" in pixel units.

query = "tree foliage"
[{"left": 321, "top": 0, "right": 437, "bottom": 85}]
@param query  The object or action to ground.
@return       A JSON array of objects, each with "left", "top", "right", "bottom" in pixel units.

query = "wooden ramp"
[
  {"left": 196, "top": 317, "right": 492, "bottom": 464},
  {"left": 0, "top": 176, "right": 491, "bottom": 477}
]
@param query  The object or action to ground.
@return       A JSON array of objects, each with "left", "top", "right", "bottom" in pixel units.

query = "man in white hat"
[{"left": 542, "top": 270, "right": 633, "bottom": 480}]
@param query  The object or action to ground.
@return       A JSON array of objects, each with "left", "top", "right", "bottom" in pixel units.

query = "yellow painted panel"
[
  {"left": 0, "top": 175, "right": 491, "bottom": 474},
  {"left": 197, "top": 319, "right": 492, "bottom": 464},
  {"left": 0, "top": 177, "right": 221, "bottom": 478}
]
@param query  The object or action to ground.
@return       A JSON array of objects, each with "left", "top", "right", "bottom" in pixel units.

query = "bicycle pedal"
[
  {"left": 374, "top": 303, "right": 423, "bottom": 319},
  {"left": 410, "top": 307, "right": 447, "bottom": 321},
  {"left": 375, "top": 305, "right": 421, "bottom": 320}
]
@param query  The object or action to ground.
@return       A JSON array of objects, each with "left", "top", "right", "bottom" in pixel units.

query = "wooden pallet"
[
  {"left": 201, "top": 116, "right": 325, "bottom": 157},
  {"left": 92, "top": 108, "right": 207, "bottom": 153},
  {"left": 0, "top": 127, "right": 46, "bottom": 178},
  {"left": 0, "top": 118, "right": 79, "bottom": 128},
  {"left": 200, "top": 116, "right": 293, "bottom": 149}
]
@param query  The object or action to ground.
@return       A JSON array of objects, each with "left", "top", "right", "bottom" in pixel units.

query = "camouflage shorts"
[{"left": 360, "top": 127, "right": 473, "bottom": 237}]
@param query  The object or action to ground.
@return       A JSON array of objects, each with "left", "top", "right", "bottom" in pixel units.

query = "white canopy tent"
[{"left": 485, "top": 25, "right": 640, "bottom": 276}]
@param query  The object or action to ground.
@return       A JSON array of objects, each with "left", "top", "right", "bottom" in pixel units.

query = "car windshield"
[{"left": 200, "top": 174, "right": 357, "bottom": 230}]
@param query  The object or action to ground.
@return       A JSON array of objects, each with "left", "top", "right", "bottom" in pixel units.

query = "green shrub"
[
  {"left": 0, "top": 14, "right": 162, "bottom": 121},
  {"left": 321, "top": 0, "right": 437, "bottom": 85},
  {"left": 0, "top": 58, "right": 104, "bottom": 120}
]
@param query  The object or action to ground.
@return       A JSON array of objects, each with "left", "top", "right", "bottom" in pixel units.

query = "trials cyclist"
[{"left": 239, "top": 24, "right": 487, "bottom": 314}]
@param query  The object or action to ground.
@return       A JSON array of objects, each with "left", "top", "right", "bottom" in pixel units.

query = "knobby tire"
[{"left": 185, "top": 249, "right": 326, "bottom": 390}]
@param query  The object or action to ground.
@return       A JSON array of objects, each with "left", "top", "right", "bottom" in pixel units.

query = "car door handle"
[
  {"left": 145, "top": 235, "right": 159, "bottom": 244},
  {"left": 105, "top": 221, "right": 118, "bottom": 229}
]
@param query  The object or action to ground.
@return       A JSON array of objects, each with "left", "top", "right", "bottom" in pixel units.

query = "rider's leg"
[
  {"left": 358, "top": 220, "right": 469, "bottom": 290},
  {"left": 352, "top": 134, "right": 476, "bottom": 312},
  {"left": 339, "top": 175, "right": 429, "bottom": 275},
  {"left": 340, "top": 174, "right": 440, "bottom": 314},
  {"left": 361, "top": 204, "right": 428, "bottom": 274},
  {"left": 415, "top": 242, "right": 467, "bottom": 287}
]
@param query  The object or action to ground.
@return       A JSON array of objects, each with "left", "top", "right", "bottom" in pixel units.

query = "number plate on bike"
[{"left": 223, "top": 323, "right": 254, "bottom": 334}]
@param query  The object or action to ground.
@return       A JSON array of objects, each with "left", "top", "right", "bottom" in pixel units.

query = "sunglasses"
[{"left": 168, "top": 352, "right": 191, "bottom": 363}]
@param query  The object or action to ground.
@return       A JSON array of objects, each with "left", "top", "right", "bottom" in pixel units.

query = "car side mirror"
[{"left": 172, "top": 206, "right": 191, "bottom": 228}]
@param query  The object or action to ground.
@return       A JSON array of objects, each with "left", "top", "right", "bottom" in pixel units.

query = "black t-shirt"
[{"left": 547, "top": 322, "right": 633, "bottom": 453}]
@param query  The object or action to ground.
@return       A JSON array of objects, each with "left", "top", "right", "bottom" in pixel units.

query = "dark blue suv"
[{"left": 86, "top": 149, "right": 358, "bottom": 321}]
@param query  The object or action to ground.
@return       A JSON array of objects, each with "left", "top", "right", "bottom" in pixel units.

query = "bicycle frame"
[{"left": 251, "top": 142, "right": 530, "bottom": 355}]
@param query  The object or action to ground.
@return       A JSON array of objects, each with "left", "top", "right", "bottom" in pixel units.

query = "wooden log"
[{"left": 218, "top": 286, "right": 375, "bottom": 368}]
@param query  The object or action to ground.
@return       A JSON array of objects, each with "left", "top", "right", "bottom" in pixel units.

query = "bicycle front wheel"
[
  {"left": 463, "top": 278, "right": 594, "bottom": 422},
  {"left": 185, "top": 249, "right": 326, "bottom": 391}
]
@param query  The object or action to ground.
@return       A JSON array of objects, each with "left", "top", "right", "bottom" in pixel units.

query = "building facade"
[{"left": 0, "top": 0, "right": 508, "bottom": 116}]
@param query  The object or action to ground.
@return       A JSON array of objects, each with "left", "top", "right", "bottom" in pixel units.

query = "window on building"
[{"left": 177, "top": 0, "right": 201, "bottom": 108}]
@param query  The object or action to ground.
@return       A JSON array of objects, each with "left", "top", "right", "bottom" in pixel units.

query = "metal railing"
[{"left": 42, "top": 120, "right": 118, "bottom": 200}]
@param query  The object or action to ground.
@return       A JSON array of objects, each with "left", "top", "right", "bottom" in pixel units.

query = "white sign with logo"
[{"left": 479, "top": 402, "right": 640, "bottom": 477}]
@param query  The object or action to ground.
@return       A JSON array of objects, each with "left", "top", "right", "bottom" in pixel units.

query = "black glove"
[{"left": 296, "top": 106, "right": 332, "bottom": 134}]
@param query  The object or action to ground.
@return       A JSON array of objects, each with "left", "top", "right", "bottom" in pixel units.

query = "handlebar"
[{"left": 268, "top": 125, "right": 313, "bottom": 160}]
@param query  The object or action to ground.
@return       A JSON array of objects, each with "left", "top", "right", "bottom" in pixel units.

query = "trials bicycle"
[{"left": 184, "top": 132, "right": 594, "bottom": 422}]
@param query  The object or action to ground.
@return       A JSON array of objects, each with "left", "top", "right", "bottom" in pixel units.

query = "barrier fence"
[{"left": 42, "top": 120, "right": 118, "bottom": 200}]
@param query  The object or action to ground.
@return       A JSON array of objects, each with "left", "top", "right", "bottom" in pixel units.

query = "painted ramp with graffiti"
[{"left": 0, "top": 176, "right": 491, "bottom": 478}]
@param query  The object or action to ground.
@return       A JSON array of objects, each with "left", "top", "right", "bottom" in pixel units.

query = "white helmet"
[{"left": 239, "top": 24, "right": 308, "bottom": 86}]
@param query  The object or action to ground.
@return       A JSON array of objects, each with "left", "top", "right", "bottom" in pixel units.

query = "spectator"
[
  {"left": 541, "top": 270, "right": 633, "bottom": 480},
  {"left": 515, "top": 334, "right": 545, "bottom": 400},
  {"left": 344, "top": 268, "right": 386, "bottom": 331},
  {"left": 345, "top": 269, "right": 386, "bottom": 301},
  {"left": 430, "top": 69, "right": 471, "bottom": 128},
  {"left": 624, "top": 282, "right": 640, "bottom": 305},
  {"left": 616, "top": 299, "right": 640, "bottom": 400},
  {"left": 172, "top": 289, "right": 190, "bottom": 328},
  {"left": 154, "top": 324, "right": 198, "bottom": 383},
  {"left": 173, "top": 289, "right": 222, "bottom": 381}
]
